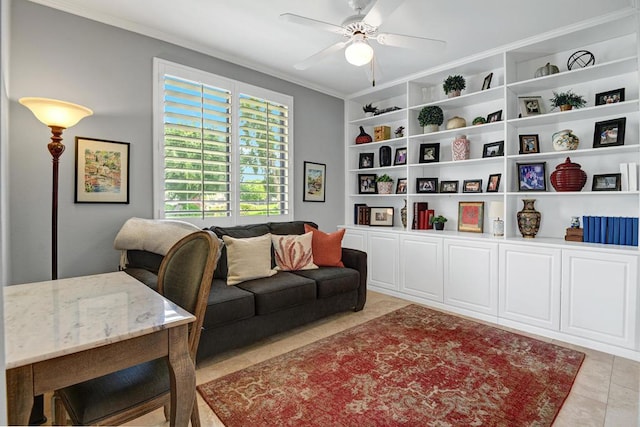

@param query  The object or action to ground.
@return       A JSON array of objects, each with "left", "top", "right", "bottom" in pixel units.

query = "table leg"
[
  {"left": 6, "top": 365, "right": 34, "bottom": 426},
  {"left": 167, "top": 324, "right": 196, "bottom": 427}
]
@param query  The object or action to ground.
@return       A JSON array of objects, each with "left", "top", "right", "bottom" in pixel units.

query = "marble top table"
[{"left": 4, "top": 271, "right": 196, "bottom": 426}]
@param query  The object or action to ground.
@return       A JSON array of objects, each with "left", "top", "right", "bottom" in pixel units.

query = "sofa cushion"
[
  {"left": 223, "top": 234, "right": 276, "bottom": 285},
  {"left": 272, "top": 232, "right": 317, "bottom": 271},
  {"left": 203, "top": 279, "right": 255, "bottom": 329},
  {"left": 209, "top": 224, "right": 271, "bottom": 279},
  {"left": 293, "top": 267, "right": 360, "bottom": 299},
  {"left": 304, "top": 225, "right": 345, "bottom": 267},
  {"left": 237, "top": 272, "right": 316, "bottom": 315}
]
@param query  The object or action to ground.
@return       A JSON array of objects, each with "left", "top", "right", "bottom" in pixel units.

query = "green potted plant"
[
  {"left": 418, "top": 106, "right": 444, "bottom": 133},
  {"left": 443, "top": 75, "right": 466, "bottom": 97},
  {"left": 375, "top": 174, "right": 394, "bottom": 194},
  {"left": 430, "top": 215, "right": 447, "bottom": 230},
  {"left": 472, "top": 116, "right": 487, "bottom": 125},
  {"left": 362, "top": 103, "right": 378, "bottom": 117},
  {"left": 549, "top": 90, "right": 587, "bottom": 111}
]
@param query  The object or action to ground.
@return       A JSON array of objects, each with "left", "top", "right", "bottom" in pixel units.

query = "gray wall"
[{"left": 8, "top": 1, "right": 344, "bottom": 285}]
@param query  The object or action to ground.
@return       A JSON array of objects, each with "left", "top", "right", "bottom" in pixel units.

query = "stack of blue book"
[{"left": 582, "top": 216, "right": 639, "bottom": 246}]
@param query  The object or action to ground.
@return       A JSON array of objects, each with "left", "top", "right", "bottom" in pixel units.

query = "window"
[{"left": 154, "top": 59, "right": 293, "bottom": 227}]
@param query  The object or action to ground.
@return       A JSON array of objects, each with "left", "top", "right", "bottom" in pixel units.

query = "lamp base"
[{"left": 493, "top": 218, "right": 504, "bottom": 237}]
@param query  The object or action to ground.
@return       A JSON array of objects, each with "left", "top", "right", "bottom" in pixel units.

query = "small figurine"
[{"left": 570, "top": 216, "right": 580, "bottom": 228}]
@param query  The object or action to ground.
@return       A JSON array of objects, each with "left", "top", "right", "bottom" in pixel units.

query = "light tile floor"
[{"left": 49, "top": 291, "right": 640, "bottom": 426}]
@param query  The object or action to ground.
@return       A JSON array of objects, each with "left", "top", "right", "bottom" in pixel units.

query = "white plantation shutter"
[
  {"left": 238, "top": 94, "right": 289, "bottom": 216},
  {"left": 154, "top": 59, "right": 293, "bottom": 226}
]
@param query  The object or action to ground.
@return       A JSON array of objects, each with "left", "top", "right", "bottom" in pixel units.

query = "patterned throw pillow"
[
  {"left": 271, "top": 232, "right": 318, "bottom": 271},
  {"left": 304, "top": 224, "right": 345, "bottom": 267},
  {"left": 222, "top": 234, "right": 277, "bottom": 285}
]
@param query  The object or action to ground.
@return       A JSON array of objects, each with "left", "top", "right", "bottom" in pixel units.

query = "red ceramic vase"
[
  {"left": 355, "top": 126, "right": 372, "bottom": 144},
  {"left": 550, "top": 157, "right": 587, "bottom": 192}
]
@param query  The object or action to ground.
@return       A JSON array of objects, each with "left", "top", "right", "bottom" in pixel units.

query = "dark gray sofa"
[{"left": 123, "top": 221, "right": 367, "bottom": 362}]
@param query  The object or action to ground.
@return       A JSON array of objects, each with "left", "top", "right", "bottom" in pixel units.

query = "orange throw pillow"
[{"left": 304, "top": 224, "right": 345, "bottom": 267}]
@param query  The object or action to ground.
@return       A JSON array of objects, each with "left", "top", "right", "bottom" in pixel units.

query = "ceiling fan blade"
[
  {"left": 280, "top": 13, "right": 345, "bottom": 35},
  {"left": 375, "top": 32, "right": 446, "bottom": 50},
  {"left": 294, "top": 41, "right": 349, "bottom": 70},
  {"left": 362, "top": 0, "right": 405, "bottom": 28}
]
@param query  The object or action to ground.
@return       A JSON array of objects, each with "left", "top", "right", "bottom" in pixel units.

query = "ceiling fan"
[{"left": 280, "top": 0, "right": 446, "bottom": 83}]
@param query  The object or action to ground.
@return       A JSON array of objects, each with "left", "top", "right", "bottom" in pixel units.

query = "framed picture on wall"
[
  {"left": 75, "top": 137, "right": 130, "bottom": 204},
  {"left": 303, "top": 161, "right": 326, "bottom": 202}
]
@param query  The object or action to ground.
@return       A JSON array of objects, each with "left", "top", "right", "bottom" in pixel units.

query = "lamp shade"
[
  {"left": 19, "top": 97, "right": 93, "bottom": 128},
  {"left": 345, "top": 34, "right": 374, "bottom": 66},
  {"left": 489, "top": 201, "right": 504, "bottom": 219}
]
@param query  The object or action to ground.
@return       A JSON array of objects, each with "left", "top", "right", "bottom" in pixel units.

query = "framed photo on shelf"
[
  {"left": 518, "top": 96, "right": 544, "bottom": 117},
  {"left": 440, "top": 180, "right": 459, "bottom": 193},
  {"left": 463, "top": 179, "right": 483, "bottom": 193},
  {"left": 593, "top": 117, "right": 626, "bottom": 148},
  {"left": 416, "top": 177, "right": 438, "bottom": 193},
  {"left": 486, "top": 173, "right": 501, "bottom": 192},
  {"left": 517, "top": 162, "right": 547, "bottom": 191},
  {"left": 482, "top": 72, "right": 493, "bottom": 90},
  {"left": 394, "top": 147, "right": 407, "bottom": 165},
  {"left": 303, "top": 161, "right": 327, "bottom": 202},
  {"left": 75, "top": 137, "right": 130, "bottom": 204},
  {"left": 519, "top": 134, "right": 540, "bottom": 154},
  {"left": 358, "top": 173, "right": 377, "bottom": 194},
  {"left": 419, "top": 143, "right": 440, "bottom": 163},
  {"left": 458, "top": 201, "right": 484, "bottom": 233},
  {"left": 595, "top": 88, "right": 625, "bottom": 106},
  {"left": 359, "top": 153, "right": 374, "bottom": 169},
  {"left": 369, "top": 207, "right": 394, "bottom": 227},
  {"left": 486, "top": 110, "right": 502, "bottom": 123},
  {"left": 592, "top": 173, "right": 622, "bottom": 191},
  {"left": 396, "top": 178, "right": 407, "bottom": 194},
  {"left": 482, "top": 141, "right": 504, "bottom": 158}
]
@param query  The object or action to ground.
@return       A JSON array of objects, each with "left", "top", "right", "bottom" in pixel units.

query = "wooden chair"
[{"left": 53, "top": 230, "right": 219, "bottom": 426}]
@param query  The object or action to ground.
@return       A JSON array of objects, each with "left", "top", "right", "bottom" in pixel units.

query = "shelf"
[
  {"left": 507, "top": 144, "right": 639, "bottom": 161},
  {"left": 410, "top": 121, "right": 504, "bottom": 140},
  {"left": 408, "top": 192, "right": 504, "bottom": 197},
  {"left": 349, "top": 137, "right": 406, "bottom": 150},
  {"left": 349, "top": 193, "right": 407, "bottom": 198},
  {"left": 507, "top": 100, "right": 639, "bottom": 126},
  {"left": 350, "top": 165, "right": 406, "bottom": 173},
  {"left": 506, "top": 191, "right": 640, "bottom": 196},
  {"left": 409, "top": 86, "right": 504, "bottom": 110},
  {"left": 507, "top": 57, "right": 638, "bottom": 94},
  {"left": 409, "top": 156, "right": 504, "bottom": 168},
  {"left": 349, "top": 108, "right": 406, "bottom": 125}
]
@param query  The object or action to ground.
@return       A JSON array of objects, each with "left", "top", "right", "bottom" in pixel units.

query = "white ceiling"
[{"left": 29, "top": 0, "right": 635, "bottom": 98}]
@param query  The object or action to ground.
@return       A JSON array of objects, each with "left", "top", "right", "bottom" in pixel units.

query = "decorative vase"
[
  {"left": 517, "top": 199, "right": 541, "bottom": 238},
  {"left": 452, "top": 134, "right": 470, "bottom": 161},
  {"left": 550, "top": 157, "right": 587, "bottom": 192},
  {"left": 379, "top": 146, "right": 392, "bottom": 167},
  {"left": 401, "top": 200, "right": 407, "bottom": 228},
  {"left": 355, "top": 126, "right": 372, "bottom": 144},
  {"left": 423, "top": 124, "right": 439, "bottom": 134},
  {"left": 434, "top": 222, "right": 445, "bottom": 230},
  {"left": 377, "top": 182, "right": 393, "bottom": 194},
  {"left": 446, "top": 116, "right": 466, "bottom": 130},
  {"left": 552, "top": 129, "right": 579, "bottom": 151},
  {"left": 447, "top": 90, "right": 461, "bottom": 98}
]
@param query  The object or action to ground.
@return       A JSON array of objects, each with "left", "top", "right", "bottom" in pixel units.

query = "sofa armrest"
[{"left": 341, "top": 247, "right": 367, "bottom": 311}]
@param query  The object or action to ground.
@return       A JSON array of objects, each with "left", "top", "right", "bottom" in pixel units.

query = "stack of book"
[
  {"left": 354, "top": 204, "right": 370, "bottom": 225},
  {"left": 582, "top": 216, "right": 638, "bottom": 246},
  {"left": 412, "top": 202, "right": 435, "bottom": 230},
  {"left": 565, "top": 227, "right": 584, "bottom": 242}
]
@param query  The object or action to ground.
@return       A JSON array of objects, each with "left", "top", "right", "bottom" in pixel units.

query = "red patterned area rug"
[{"left": 197, "top": 304, "right": 584, "bottom": 426}]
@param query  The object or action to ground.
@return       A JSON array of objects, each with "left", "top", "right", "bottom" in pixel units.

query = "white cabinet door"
[
  {"left": 368, "top": 231, "right": 399, "bottom": 291},
  {"left": 399, "top": 235, "right": 443, "bottom": 302},
  {"left": 444, "top": 239, "right": 498, "bottom": 316},
  {"left": 499, "top": 244, "right": 561, "bottom": 330},
  {"left": 341, "top": 228, "right": 367, "bottom": 252},
  {"left": 562, "top": 250, "right": 638, "bottom": 349}
]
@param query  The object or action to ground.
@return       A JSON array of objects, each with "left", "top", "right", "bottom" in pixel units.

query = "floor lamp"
[{"left": 19, "top": 97, "right": 92, "bottom": 424}]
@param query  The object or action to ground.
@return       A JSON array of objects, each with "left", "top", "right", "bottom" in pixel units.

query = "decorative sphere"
[{"left": 567, "top": 50, "right": 595, "bottom": 70}]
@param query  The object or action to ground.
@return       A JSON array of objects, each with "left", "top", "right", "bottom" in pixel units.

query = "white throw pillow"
[
  {"left": 222, "top": 234, "right": 277, "bottom": 286},
  {"left": 272, "top": 232, "right": 318, "bottom": 271}
]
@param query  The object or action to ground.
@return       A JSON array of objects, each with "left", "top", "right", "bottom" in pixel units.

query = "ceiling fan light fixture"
[{"left": 345, "top": 35, "right": 373, "bottom": 66}]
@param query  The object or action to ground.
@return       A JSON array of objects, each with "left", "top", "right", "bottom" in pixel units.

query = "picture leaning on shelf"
[
  {"left": 419, "top": 143, "right": 440, "bottom": 163},
  {"left": 440, "top": 180, "right": 459, "bottom": 193},
  {"left": 517, "top": 162, "right": 547, "bottom": 191},
  {"left": 486, "top": 110, "right": 502, "bottom": 123},
  {"left": 519, "top": 134, "right": 540, "bottom": 154},
  {"left": 394, "top": 147, "right": 407, "bottom": 165},
  {"left": 593, "top": 117, "right": 626, "bottom": 148},
  {"left": 595, "top": 88, "right": 625, "bottom": 106},
  {"left": 519, "top": 96, "right": 544, "bottom": 117},
  {"left": 359, "top": 152, "right": 374, "bottom": 169},
  {"left": 482, "top": 141, "right": 504, "bottom": 158},
  {"left": 487, "top": 174, "right": 501, "bottom": 192},
  {"left": 417, "top": 177, "right": 438, "bottom": 193},
  {"left": 463, "top": 179, "right": 483, "bottom": 193}
]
